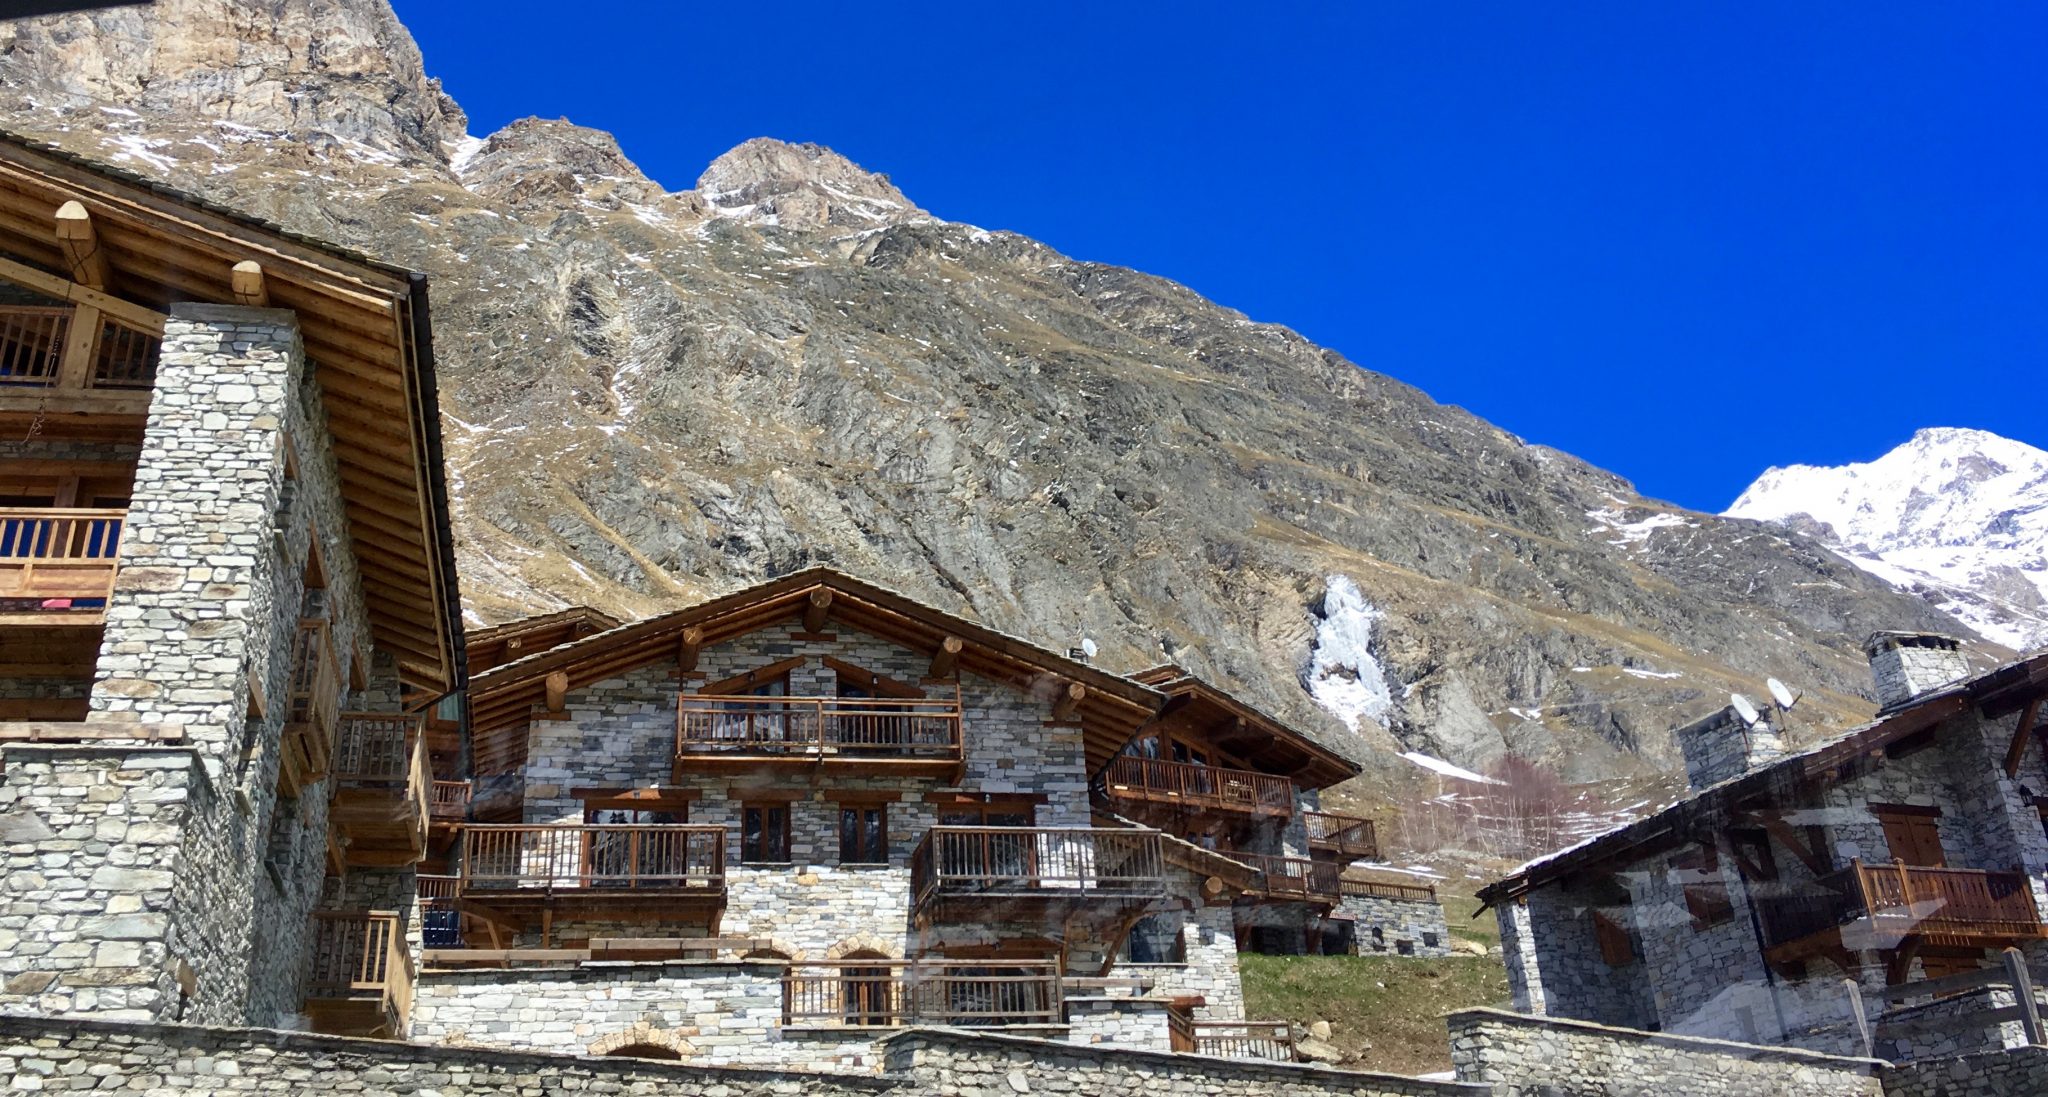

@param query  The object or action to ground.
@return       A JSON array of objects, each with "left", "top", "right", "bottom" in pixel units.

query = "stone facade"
[
  {"left": 1339, "top": 892, "right": 1451, "bottom": 958},
  {"left": 1864, "top": 634, "right": 1971, "bottom": 710},
  {"left": 1445, "top": 1009, "right": 1885, "bottom": 1097},
  {"left": 1881, "top": 1045, "right": 2048, "bottom": 1097}
]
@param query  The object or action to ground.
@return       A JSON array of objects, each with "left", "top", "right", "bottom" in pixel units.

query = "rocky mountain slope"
[
  {"left": 1728, "top": 428, "right": 2048, "bottom": 653},
  {"left": 0, "top": 0, "right": 1986, "bottom": 791}
]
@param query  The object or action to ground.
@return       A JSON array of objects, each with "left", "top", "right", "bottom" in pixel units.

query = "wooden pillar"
[{"left": 2006, "top": 947, "right": 2044, "bottom": 1047}]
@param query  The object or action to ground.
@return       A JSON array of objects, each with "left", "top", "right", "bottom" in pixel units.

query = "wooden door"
[{"left": 1876, "top": 808, "right": 1946, "bottom": 867}]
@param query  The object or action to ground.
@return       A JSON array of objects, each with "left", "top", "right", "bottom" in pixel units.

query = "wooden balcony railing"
[
  {"left": 417, "top": 873, "right": 461, "bottom": 901},
  {"left": 782, "top": 960, "right": 1062, "bottom": 1028},
  {"left": 1101, "top": 756, "right": 1294, "bottom": 817},
  {"left": 417, "top": 874, "right": 461, "bottom": 949},
  {"left": 1187, "top": 1020, "right": 1296, "bottom": 1061},
  {"left": 334, "top": 712, "right": 423, "bottom": 783},
  {"left": 1304, "top": 811, "right": 1380, "bottom": 860},
  {"left": 280, "top": 619, "right": 342, "bottom": 795},
  {"left": 1340, "top": 877, "right": 1437, "bottom": 902},
  {"left": 1236, "top": 853, "right": 1342, "bottom": 903},
  {"left": 0, "top": 304, "right": 159, "bottom": 391},
  {"left": 304, "top": 910, "right": 413, "bottom": 1037},
  {"left": 676, "top": 695, "right": 963, "bottom": 758},
  {"left": 1757, "top": 860, "right": 2046, "bottom": 952},
  {"left": 430, "top": 779, "right": 472, "bottom": 820},
  {"left": 460, "top": 823, "right": 726, "bottom": 892},
  {"left": 0, "top": 507, "right": 123, "bottom": 604},
  {"left": 910, "top": 826, "right": 1166, "bottom": 911}
]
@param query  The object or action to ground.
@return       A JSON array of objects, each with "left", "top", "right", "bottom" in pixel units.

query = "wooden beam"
[
  {"left": 54, "top": 302, "right": 100, "bottom": 389},
  {"left": 53, "top": 201, "right": 107, "bottom": 290},
  {"left": 928, "top": 635, "right": 963, "bottom": 680},
  {"left": 0, "top": 253, "right": 164, "bottom": 333},
  {"left": 803, "top": 588, "right": 833, "bottom": 634},
  {"left": 679, "top": 626, "right": 703, "bottom": 674},
  {"left": 230, "top": 260, "right": 269, "bottom": 307},
  {"left": 543, "top": 671, "right": 569, "bottom": 714},
  {"left": 1052, "top": 682, "right": 1087, "bottom": 723},
  {"left": 2004, "top": 697, "right": 2043, "bottom": 779}
]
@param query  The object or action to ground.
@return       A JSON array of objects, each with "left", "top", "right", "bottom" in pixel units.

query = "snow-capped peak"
[{"left": 1725, "top": 427, "right": 2048, "bottom": 651}]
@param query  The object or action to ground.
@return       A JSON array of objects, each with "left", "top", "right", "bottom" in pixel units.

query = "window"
[
  {"left": 839, "top": 803, "right": 888, "bottom": 865},
  {"left": 743, "top": 803, "right": 792, "bottom": 863},
  {"left": 1123, "top": 913, "right": 1186, "bottom": 964},
  {"left": 1671, "top": 845, "right": 1733, "bottom": 930}
]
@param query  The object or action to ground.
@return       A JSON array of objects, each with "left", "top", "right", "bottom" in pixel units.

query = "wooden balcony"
[
  {"left": 418, "top": 873, "right": 461, "bottom": 949},
  {"left": 329, "top": 713, "right": 429, "bottom": 868},
  {"left": 782, "top": 960, "right": 1062, "bottom": 1028},
  {"left": 1100, "top": 756, "right": 1294, "bottom": 819},
  {"left": 1758, "top": 860, "right": 2048, "bottom": 965},
  {"left": 457, "top": 823, "right": 727, "bottom": 931},
  {"left": 1340, "top": 877, "right": 1437, "bottom": 902},
  {"left": 0, "top": 304, "right": 160, "bottom": 438},
  {"left": 909, "top": 826, "right": 1166, "bottom": 922},
  {"left": 303, "top": 910, "right": 413, "bottom": 1038},
  {"left": 1173, "top": 1018, "right": 1296, "bottom": 1061},
  {"left": 279, "top": 619, "right": 341, "bottom": 797},
  {"left": 1304, "top": 811, "right": 1380, "bottom": 861},
  {"left": 429, "top": 779, "right": 471, "bottom": 823},
  {"left": 1237, "top": 853, "right": 1342, "bottom": 905},
  {"left": 0, "top": 508, "right": 123, "bottom": 622},
  {"left": 674, "top": 694, "right": 962, "bottom": 776}
]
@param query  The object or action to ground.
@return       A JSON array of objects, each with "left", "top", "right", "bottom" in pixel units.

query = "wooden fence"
[{"left": 782, "top": 960, "right": 1061, "bottom": 1027}]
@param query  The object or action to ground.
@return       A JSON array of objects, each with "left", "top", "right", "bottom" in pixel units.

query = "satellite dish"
[
  {"left": 1730, "top": 693, "right": 1763, "bottom": 727},
  {"left": 1767, "top": 678, "right": 1800, "bottom": 711},
  {"left": 1081, "top": 638, "right": 1099, "bottom": 660}
]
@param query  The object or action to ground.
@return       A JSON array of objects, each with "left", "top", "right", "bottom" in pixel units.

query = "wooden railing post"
[{"left": 2006, "top": 947, "right": 2045, "bottom": 1047}]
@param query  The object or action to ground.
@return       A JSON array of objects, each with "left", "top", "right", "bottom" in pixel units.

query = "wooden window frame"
[
  {"left": 741, "top": 801, "right": 793, "bottom": 864},
  {"left": 838, "top": 802, "right": 889, "bottom": 865}
]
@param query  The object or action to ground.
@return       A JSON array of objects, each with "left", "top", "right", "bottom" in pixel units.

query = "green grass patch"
[
  {"left": 1438, "top": 892, "right": 1500, "bottom": 947},
  {"left": 1239, "top": 953, "right": 1510, "bottom": 1077}
]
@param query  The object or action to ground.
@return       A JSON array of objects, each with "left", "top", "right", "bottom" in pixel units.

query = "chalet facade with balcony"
[
  {"left": 1480, "top": 632, "right": 2048, "bottom": 1060},
  {"left": 0, "top": 133, "right": 459, "bottom": 1036}
]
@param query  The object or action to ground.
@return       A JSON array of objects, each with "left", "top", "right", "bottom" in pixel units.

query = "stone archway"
[
  {"left": 825, "top": 932, "right": 903, "bottom": 961},
  {"left": 588, "top": 1022, "right": 694, "bottom": 1060}
]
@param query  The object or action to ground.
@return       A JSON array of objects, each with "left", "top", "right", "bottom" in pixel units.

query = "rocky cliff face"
[{"left": 0, "top": 0, "right": 1980, "bottom": 793}]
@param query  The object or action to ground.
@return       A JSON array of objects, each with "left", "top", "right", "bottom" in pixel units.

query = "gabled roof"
[
  {"left": 1477, "top": 648, "right": 2048, "bottom": 909},
  {"left": 1129, "top": 664, "right": 1361, "bottom": 788},
  {"left": 467, "top": 567, "right": 1168, "bottom": 768},
  {"left": 0, "top": 130, "right": 462, "bottom": 692}
]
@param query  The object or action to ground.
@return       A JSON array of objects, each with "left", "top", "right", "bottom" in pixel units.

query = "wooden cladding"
[
  {"left": 1100, "top": 756, "right": 1294, "bottom": 818},
  {"left": 781, "top": 960, "right": 1061, "bottom": 1028},
  {"left": 1304, "top": 811, "right": 1380, "bottom": 860},
  {"left": 0, "top": 303, "right": 158, "bottom": 391},
  {"left": 460, "top": 823, "right": 726, "bottom": 891},
  {"left": 675, "top": 693, "right": 963, "bottom": 765},
  {"left": 0, "top": 506, "right": 122, "bottom": 603},
  {"left": 909, "top": 826, "right": 1167, "bottom": 913},
  {"left": 303, "top": 910, "right": 413, "bottom": 1038}
]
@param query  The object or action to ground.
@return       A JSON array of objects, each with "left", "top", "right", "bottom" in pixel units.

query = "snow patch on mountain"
[
  {"left": 1303, "top": 575, "right": 1398, "bottom": 732},
  {"left": 1726, "top": 427, "right": 2048, "bottom": 651}
]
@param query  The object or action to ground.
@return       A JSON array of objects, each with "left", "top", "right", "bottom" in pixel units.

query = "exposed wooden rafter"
[
  {"left": 230, "top": 259, "right": 269, "bottom": 307},
  {"left": 53, "top": 200, "right": 107, "bottom": 289},
  {"left": 2004, "top": 697, "right": 2043, "bottom": 778}
]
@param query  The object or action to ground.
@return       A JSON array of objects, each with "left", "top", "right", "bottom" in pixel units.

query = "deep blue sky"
[{"left": 392, "top": 1, "right": 2045, "bottom": 512}]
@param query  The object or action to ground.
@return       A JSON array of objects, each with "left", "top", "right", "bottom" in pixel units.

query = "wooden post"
[
  {"left": 2006, "top": 947, "right": 2044, "bottom": 1047},
  {"left": 2006, "top": 698, "right": 2044, "bottom": 778},
  {"left": 54, "top": 303, "right": 100, "bottom": 390},
  {"left": 54, "top": 201, "right": 108, "bottom": 289},
  {"left": 1844, "top": 978, "right": 1870, "bottom": 1054},
  {"left": 928, "top": 635, "right": 963, "bottom": 680}
]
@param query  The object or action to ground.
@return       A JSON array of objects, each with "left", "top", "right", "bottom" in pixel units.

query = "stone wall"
[
  {"left": 1882, "top": 1045, "right": 2048, "bottom": 1097},
  {"left": 1339, "top": 892, "right": 1450, "bottom": 958},
  {"left": 1495, "top": 884, "right": 1652, "bottom": 1027},
  {"left": 1064, "top": 996, "right": 1172, "bottom": 1051},
  {"left": 1445, "top": 1009, "right": 1884, "bottom": 1097},
  {"left": 1110, "top": 896, "right": 1246, "bottom": 1020}
]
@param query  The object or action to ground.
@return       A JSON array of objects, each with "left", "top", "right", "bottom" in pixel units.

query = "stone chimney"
[
  {"left": 1675, "top": 706, "right": 1786, "bottom": 791},
  {"left": 1864, "top": 632, "right": 1971, "bottom": 711}
]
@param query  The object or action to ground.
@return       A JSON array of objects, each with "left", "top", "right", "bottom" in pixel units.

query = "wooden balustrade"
[
  {"left": 0, "top": 303, "right": 158, "bottom": 391},
  {"left": 910, "top": 826, "right": 1166, "bottom": 911},
  {"left": 304, "top": 910, "right": 412, "bottom": 1037},
  {"left": 430, "top": 779, "right": 472, "bottom": 819},
  {"left": 1189, "top": 1020, "right": 1296, "bottom": 1061},
  {"left": 1304, "top": 811, "right": 1380, "bottom": 859},
  {"left": 1758, "top": 861, "right": 2048, "bottom": 954},
  {"left": 0, "top": 507, "right": 123, "bottom": 604},
  {"left": 279, "top": 619, "right": 341, "bottom": 796},
  {"left": 676, "top": 695, "right": 962, "bottom": 757},
  {"left": 460, "top": 823, "right": 726, "bottom": 892},
  {"left": 782, "top": 960, "right": 1062, "bottom": 1028},
  {"left": 333, "top": 712, "right": 422, "bottom": 782},
  {"left": 329, "top": 712, "right": 429, "bottom": 868},
  {"left": 416, "top": 873, "right": 461, "bottom": 901},
  {"left": 1340, "top": 878, "right": 1437, "bottom": 902},
  {"left": 1236, "top": 852, "right": 1343, "bottom": 903},
  {"left": 1101, "top": 756, "right": 1295, "bottom": 817}
]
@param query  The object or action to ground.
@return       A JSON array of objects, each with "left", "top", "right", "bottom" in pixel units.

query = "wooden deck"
[
  {"left": 302, "top": 910, "right": 412, "bottom": 1039},
  {"left": 1304, "top": 811, "right": 1380, "bottom": 861},
  {"left": 909, "top": 826, "right": 1166, "bottom": 921},
  {"left": 1758, "top": 860, "right": 2048, "bottom": 968},
  {"left": 456, "top": 822, "right": 728, "bottom": 933},
  {"left": 674, "top": 693, "right": 963, "bottom": 776},
  {"left": 1100, "top": 756, "right": 1294, "bottom": 819}
]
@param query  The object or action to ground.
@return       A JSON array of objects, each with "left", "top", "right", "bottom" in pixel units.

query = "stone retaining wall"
[
  {"left": 1881, "top": 1045, "right": 2048, "bottom": 1097},
  {"left": 1445, "top": 1009, "right": 1884, "bottom": 1097}
]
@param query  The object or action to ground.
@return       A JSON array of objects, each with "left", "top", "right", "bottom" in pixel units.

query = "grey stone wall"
[
  {"left": 1110, "top": 894, "right": 1246, "bottom": 1020},
  {"left": 1339, "top": 892, "right": 1450, "bottom": 958},
  {"left": 1882, "top": 1045, "right": 2048, "bottom": 1097},
  {"left": 1495, "top": 884, "right": 1652, "bottom": 1028},
  {"left": 1445, "top": 1009, "right": 1884, "bottom": 1097}
]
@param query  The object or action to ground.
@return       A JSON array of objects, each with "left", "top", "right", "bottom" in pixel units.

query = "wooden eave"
[
  {"left": 0, "top": 133, "right": 461, "bottom": 692},
  {"left": 466, "top": 568, "right": 1166, "bottom": 767},
  {"left": 464, "top": 606, "right": 623, "bottom": 675},
  {"left": 1478, "top": 649, "right": 2048, "bottom": 909},
  {"left": 1121, "top": 665, "right": 1359, "bottom": 788}
]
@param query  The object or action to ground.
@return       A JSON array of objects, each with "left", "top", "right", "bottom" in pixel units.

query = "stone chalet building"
[
  {"left": 418, "top": 567, "right": 1443, "bottom": 1068},
  {"left": 1480, "top": 632, "right": 2048, "bottom": 1063}
]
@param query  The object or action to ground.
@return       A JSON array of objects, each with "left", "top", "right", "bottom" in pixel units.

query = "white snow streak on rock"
[{"left": 1303, "top": 575, "right": 1397, "bottom": 732}]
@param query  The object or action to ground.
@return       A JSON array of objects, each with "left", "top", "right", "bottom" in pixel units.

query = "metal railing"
[
  {"left": 0, "top": 304, "right": 158, "bottom": 390},
  {"left": 676, "top": 694, "right": 962, "bottom": 757},
  {"left": 782, "top": 960, "right": 1062, "bottom": 1027},
  {"left": 1236, "top": 853, "right": 1342, "bottom": 902},
  {"left": 1189, "top": 1020, "right": 1296, "bottom": 1061},
  {"left": 910, "top": 826, "right": 1166, "bottom": 909},
  {"left": 460, "top": 823, "right": 726, "bottom": 891},
  {"left": 1757, "top": 860, "right": 2045, "bottom": 950},
  {"left": 0, "top": 507, "right": 123, "bottom": 603},
  {"left": 1304, "top": 811, "right": 1380, "bottom": 860},
  {"left": 306, "top": 910, "right": 413, "bottom": 1026},
  {"left": 1101, "top": 756, "right": 1294, "bottom": 816}
]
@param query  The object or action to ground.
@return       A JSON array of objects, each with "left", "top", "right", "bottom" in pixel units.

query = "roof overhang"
[{"left": 1129, "top": 664, "right": 1361, "bottom": 787}]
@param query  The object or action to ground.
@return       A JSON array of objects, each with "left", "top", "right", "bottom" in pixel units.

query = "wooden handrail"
[
  {"left": 306, "top": 910, "right": 411, "bottom": 1025},
  {"left": 1190, "top": 1020, "right": 1295, "bottom": 1061},
  {"left": 1304, "top": 811, "right": 1380, "bottom": 858},
  {"left": 333, "top": 712, "right": 422, "bottom": 783},
  {"left": 429, "top": 779, "right": 472, "bottom": 818},
  {"left": 910, "top": 826, "right": 1166, "bottom": 910},
  {"left": 783, "top": 962, "right": 1063, "bottom": 1028},
  {"left": 416, "top": 874, "right": 461, "bottom": 901},
  {"left": 460, "top": 823, "right": 726, "bottom": 891},
  {"left": 677, "top": 694, "right": 963, "bottom": 757},
  {"left": 1235, "top": 852, "right": 1343, "bottom": 902},
  {"left": 1853, "top": 860, "right": 2044, "bottom": 937},
  {"left": 0, "top": 507, "right": 123, "bottom": 603},
  {"left": 0, "top": 303, "right": 157, "bottom": 390},
  {"left": 1340, "top": 878, "right": 1437, "bottom": 902},
  {"left": 1101, "top": 756, "right": 1295, "bottom": 816}
]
